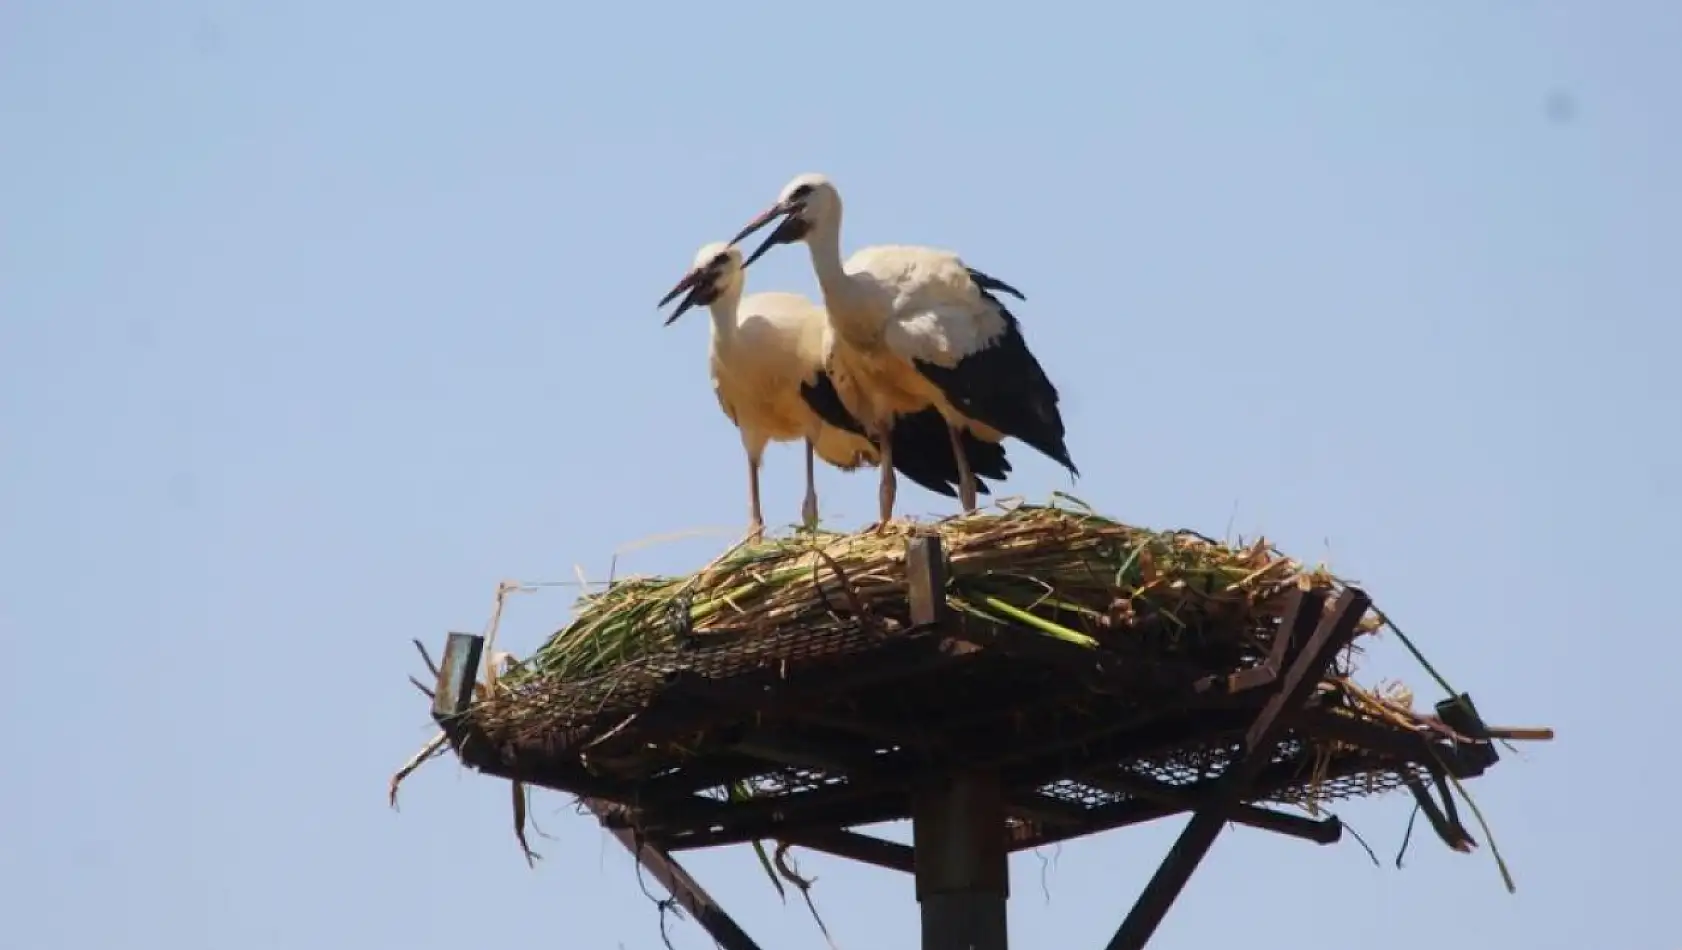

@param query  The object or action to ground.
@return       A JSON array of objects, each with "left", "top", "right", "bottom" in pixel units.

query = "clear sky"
[{"left": 3, "top": 2, "right": 1677, "bottom": 948}]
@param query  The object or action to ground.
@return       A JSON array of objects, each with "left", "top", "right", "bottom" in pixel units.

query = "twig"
[
  {"left": 1374, "top": 609, "right": 1473, "bottom": 719},
  {"left": 1337, "top": 813, "right": 1381, "bottom": 868},
  {"left": 512, "top": 779, "right": 541, "bottom": 868},
  {"left": 481, "top": 580, "right": 523, "bottom": 691},
  {"left": 1440, "top": 763, "right": 1518, "bottom": 894},
  {"left": 1395, "top": 803, "right": 1420, "bottom": 869},
  {"left": 388, "top": 732, "right": 447, "bottom": 810},
  {"left": 811, "top": 545, "right": 875, "bottom": 631},
  {"left": 775, "top": 843, "right": 838, "bottom": 950},
  {"left": 412, "top": 638, "right": 441, "bottom": 679},
  {"left": 628, "top": 837, "right": 683, "bottom": 950}
]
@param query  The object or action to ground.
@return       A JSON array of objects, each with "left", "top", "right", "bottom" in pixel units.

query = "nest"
[
  {"left": 471, "top": 501, "right": 1401, "bottom": 756},
  {"left": 395, "top": 499, "right": 1549, "bottom": 902}
]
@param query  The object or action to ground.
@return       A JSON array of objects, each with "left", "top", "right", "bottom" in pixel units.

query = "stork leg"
[
  {"left": 745, "top": 446, "right": 766, "bottom": 544},
  {"left": 800, "top": 438, "right": 820, "bottom": 531},
  {"left": 874, "top": 424, "right": 897, "bottom": 533},
  {"left": 947, "top": 423, "right": 978, "bottom": 514}
]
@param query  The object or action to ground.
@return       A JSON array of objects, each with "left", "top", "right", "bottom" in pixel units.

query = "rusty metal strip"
[
  {"left": 1101, "top": 587, "right": 1369, "bottom": 950},
  {"left": 432, "top": 632, "right": 484, "bottom": 722},
  {"left": 583, "top": 799, "right": 766, "bottom": 950}
]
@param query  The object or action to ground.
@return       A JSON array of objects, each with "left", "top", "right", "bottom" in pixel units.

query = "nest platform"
[{"left": 420, "top": 506, "right": 1541, "bottom": 950}]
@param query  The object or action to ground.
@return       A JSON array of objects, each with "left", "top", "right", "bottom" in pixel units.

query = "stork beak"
[
  {"left": 729, "top": 199, "right": 812, "bottom": 269},
  {"left": 657, "top": 268, "right": 706, "bottom": 326},
  {"left": 727, "top": 202, "right": 791, "bottom": 248},
  {"left": 742, "top": 216, "right": 811, "bottom": 268}
]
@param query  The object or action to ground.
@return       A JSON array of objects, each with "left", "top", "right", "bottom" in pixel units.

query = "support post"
[
  {"left": 904, "top": 533, "right": 1010, "bottom": 950},
  {"left": 1101, "top": 587, "right": 1370, "bottom": 950},
  {"left": 914, "top": 772, "right": 1010, "bottom": 950}
]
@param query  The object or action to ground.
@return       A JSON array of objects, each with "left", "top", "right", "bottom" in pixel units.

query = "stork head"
[
  {"left": 657, "top": 241, "right": 745, "bottom": 325},
  {"left": 729, "top": 173, "right": 841, "bottom": 268}
]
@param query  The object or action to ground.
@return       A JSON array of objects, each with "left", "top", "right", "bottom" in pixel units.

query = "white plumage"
[
  {"left": 657, "top": 242, "right": 872, "bottom": 538},
  {"left": 852, "top": 245, "right": 1012, "bottom": 366},
  {"left": 728, "top": 173, "right": 1076, "bottom": 528}
]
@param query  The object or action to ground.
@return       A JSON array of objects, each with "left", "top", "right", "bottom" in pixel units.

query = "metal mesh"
[{"left": 452, "top": 594, "right": 1444, "bottom": 846}]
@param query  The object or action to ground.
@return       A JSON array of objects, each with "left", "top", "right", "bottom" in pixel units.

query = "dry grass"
[{"left": 495, "top": 497, "right": 1384, "bottom": 697}]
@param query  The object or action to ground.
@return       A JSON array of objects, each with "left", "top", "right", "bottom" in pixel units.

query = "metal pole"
[
  {"left": 904, "top": 534, "right": 1008, "bottom": 949},
  {"left": 914, "top": 770, "right": 1009, "bottom": 950}
]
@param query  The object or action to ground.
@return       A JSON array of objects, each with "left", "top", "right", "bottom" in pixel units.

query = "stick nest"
[{"left": 473, "top": 502, "right": 1390, "bottom": 748}]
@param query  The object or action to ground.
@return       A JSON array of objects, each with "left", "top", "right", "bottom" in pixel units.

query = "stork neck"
[
  {"left": 803, "top": 215, "right": 856, "bottom": 314},
  {"left": 706, "top": 284, "right": 745, "bottom": 346}
]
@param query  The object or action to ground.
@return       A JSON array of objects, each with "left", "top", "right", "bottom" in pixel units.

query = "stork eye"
[
  {"left": 788, "top": 183, "right": 813, "bottom": 201},
  {"left": 711, "top": 254, "right": 731, "bottom": 269}
]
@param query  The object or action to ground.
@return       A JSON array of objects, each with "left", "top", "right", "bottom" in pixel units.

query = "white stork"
[
  {"left": 726, "top": 173, "right": 1078, "bottom": 527},
  {"left": 657, "top": 241, "right": 1013, "bottom": 538}
]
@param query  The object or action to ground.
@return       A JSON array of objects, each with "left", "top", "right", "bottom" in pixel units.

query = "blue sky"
[{"left": 2, "top": 2, "right": 1676, "bottom": 947}]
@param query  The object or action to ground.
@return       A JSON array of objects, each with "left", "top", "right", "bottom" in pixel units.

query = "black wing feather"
[
  {"left": 888, "top": 408, "right": 1012, "bottom": 497},
  {"left": 911, "top": 281, "right": 1078, "bottom": 477},
  {"left": 966, "top": 267, "right": 1026, "bottom": 302},
  {"left": 799, "top": 371, "right": 866, "bottom": 436},
  {"left": 799, "top": 371, "right": 1015, "bottom": 497}
]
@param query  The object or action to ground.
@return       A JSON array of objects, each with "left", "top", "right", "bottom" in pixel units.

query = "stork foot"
[
  {"left": 800, "top": 494, "right": 819, "bottom": 533},
  {"left": 744, "top": 519, "right": 766, "bottom": 546}
]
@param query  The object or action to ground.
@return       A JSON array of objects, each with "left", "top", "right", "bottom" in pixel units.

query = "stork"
[
  {"left": 657, "top": 241, "right": 1012, "bottom": 539},
  {"left": 726, "top": 173, "right": 1078, "bottom": 528}
]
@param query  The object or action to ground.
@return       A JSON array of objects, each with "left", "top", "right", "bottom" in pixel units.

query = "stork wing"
[{"left": 904, "top": 288, "right": 1079, "bottom": 477}]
